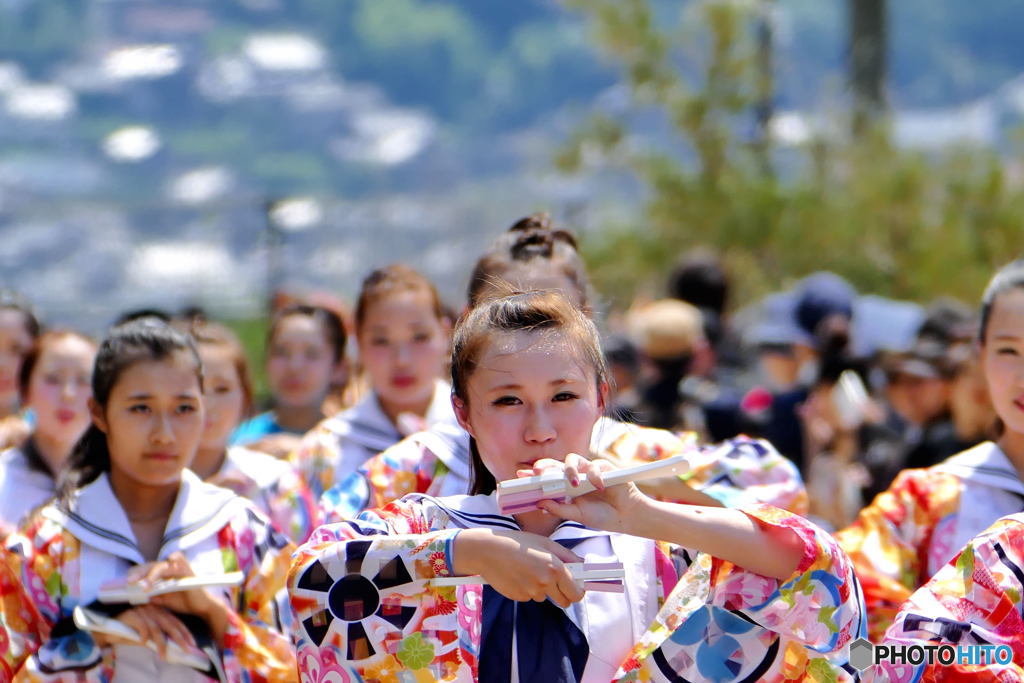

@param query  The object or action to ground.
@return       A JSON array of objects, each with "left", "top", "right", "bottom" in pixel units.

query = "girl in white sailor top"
[
  {"left": 0, "top": 291, "right": 42, "bottom": 453},
  {"left": 0, "top": 331, "right": 96, "bottom": 538},
  {"left": 180, "top": 318, "right": 317, "bottom": 545},
  {"left": 319, "top": 216, "right": 807, "bottom": 523},
  {"left": 289, "top": 291, "right": 864, "bottom": 683},
  {"left": 291, "top": 264, "right": 456, "bottom": 499},
  {"left": 3, "top": 321, "right": 297, "bottom": 682}
]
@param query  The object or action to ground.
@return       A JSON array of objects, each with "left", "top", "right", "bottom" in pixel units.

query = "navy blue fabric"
[{"left": 478, "top": 536, "right": 590, "bottom": 682}]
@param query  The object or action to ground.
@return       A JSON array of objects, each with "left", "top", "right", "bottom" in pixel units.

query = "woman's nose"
[{"left": 524, "top": 407, "right": 556, "bottom": 443}]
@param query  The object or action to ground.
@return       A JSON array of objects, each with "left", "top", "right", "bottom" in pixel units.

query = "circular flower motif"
[
  {"left": 456, "top": 585, "right": 482, "bottom": 641},
  {"left": 297, "top": 644, "right": 357, "bottom": 683},
  {"left": 397, "top": 632, "right": 435, "bottom": 670},
  {"left": 428, "top": 551, "right": 448, "bottom": 577}
]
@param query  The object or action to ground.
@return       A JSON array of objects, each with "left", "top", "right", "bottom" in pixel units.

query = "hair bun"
[{"left": 509, "top": 212, "right": 553, "bottom": 233}]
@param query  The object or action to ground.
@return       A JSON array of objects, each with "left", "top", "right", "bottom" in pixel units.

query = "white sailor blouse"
[
  {"left": 0, "top": 444, "right": 56, "bottom": 539},
  {"left": 289, "top": 493, "right": 865, "bottom": 682},
  {"left": 290, "top": 380, "right": 460, "bottom": 500},
  {"left": 2, "top": 469, "right": 297, "bottom": 682}
]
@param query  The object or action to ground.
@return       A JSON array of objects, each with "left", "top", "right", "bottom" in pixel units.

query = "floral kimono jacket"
[
  {"left": 289, "top": 493, "right": 864, "bottom": 682},
  {"left": 863, "top": 511, "right": 1024, "bottom": 682},
  {"left": 212, "top": 446, "right": 318, "bottom": 544},
  {"left": 291, "top": 380, "right": 460, "bottom": 500},
  {"left": 318, "top": 416, "right": 808, "bottom": 525},
  {"left": 836, "top": 441, "right": 1024, "bottom": 641},
  {"left": 2, "top": 469, "right": 297, "bottom": 682}
]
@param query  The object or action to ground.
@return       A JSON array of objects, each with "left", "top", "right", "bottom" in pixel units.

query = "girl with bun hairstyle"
[
  {"left": 289, "top": 290, "right": 863, "bottom": 682},
  {"left": 320, "top": 214, "right": 806, "bottom": 523}
]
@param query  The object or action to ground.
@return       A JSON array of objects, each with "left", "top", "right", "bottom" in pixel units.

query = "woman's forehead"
[{"left": 473, "top": 329, "right": 593, "bottom": 380}]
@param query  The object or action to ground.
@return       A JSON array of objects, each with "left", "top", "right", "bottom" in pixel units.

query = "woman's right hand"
[
  {"left": 93, "top": 604, "right": 197, "bottom": 659},
  {"left": 452, "top": 528, "right": 585, "bottom": 607}
]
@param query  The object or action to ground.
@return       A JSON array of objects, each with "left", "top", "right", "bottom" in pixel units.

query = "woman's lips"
[
  {"left": 56, "top": 409, "right": 76, "bottom": 424},
  {"left": 391, "top": 376, "right": 415, "bottom": 388},
  {"left": 143, "top": 452, "right": 177, "bottom": 461}
]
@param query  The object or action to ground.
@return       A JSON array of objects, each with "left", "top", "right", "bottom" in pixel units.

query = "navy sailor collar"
[{"left": 43, "top": 469, "right": 247, "bottom": 565}]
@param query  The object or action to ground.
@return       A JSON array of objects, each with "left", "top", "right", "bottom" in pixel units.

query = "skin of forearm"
[
  {"left": 636, "top": 476, "right": 725, "bottom": 507},
  {"left": 623, "top": 499, "right": 805, "bottom": 580}
]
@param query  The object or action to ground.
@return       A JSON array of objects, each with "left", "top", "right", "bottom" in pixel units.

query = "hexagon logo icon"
[{"left": 849, "top": 638, "right": 874, "bottom": 671}]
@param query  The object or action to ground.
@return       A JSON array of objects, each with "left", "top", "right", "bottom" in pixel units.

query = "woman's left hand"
[{"left": 527, "top": 454, "right": 650, "bottom": 534}]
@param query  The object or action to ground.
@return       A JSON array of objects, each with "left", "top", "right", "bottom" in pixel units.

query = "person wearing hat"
[{"left": 626, "top": 299, "right": 708, "bottom": 433}]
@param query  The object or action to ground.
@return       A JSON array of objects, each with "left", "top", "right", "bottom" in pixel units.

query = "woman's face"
[
  {"left": 981, "top": 288, "right": 1024, "bottom": 436},
  {"left": 266, "top": 315, "right": 337, "bottom": 410},
  {"left": 198, "top": 344, "right": 245, "bottom": 452},
  {"left": 26, "top": 335, "right": 96, "bottom": 447},
  {"left": 0, "top": 309, "right": 34, "bottom": 411},
  {"left": 358, "top": 290, "right": 450, "bottom": 416},
  {"left": 95, "top": 351, "right": 204, "bottom": 489},
  {"left": 454, "top": 329, "right": 604, "bottom": 485}
]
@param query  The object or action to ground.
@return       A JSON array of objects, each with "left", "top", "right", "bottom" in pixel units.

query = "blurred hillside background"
[{"left": 2, "top": 0, "right": 1023, "bottom": 334}]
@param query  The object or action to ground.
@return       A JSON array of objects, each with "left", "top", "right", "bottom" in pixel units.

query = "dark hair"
[
  {"left": 268, "top": 304, "right": 347, "bottom": 364},
  {"left": 451, "top": 289, "right": 607, "bottom": 495},
  {"left": 918, "top": 298, "right": 975, "bottom": 347},
  {"left": 57, "top": 321, "right": 203, "bottom": 507},
  {"left": 19, "top": 330, "right": 97, "bottom": 398},
  {"left": 667, "top": 248, "right": 729, "bottom": 316},
  {"left": 980, "top": 259, "right": 1024, "bottom": 343},
  {"left": 176, "top": 318, "right": 254, "bottom": 418},
  {"left": 112, "top": 307, "right": 172, "bottom": 328},
  {"left": 0, "top": 289, "right": 42, "bottom": 338},
  {"left": 467, "top": 213, "right": 592, "bottom": 312},
  {"left": 354, "top": 264, "right": 446, "bottom": 333}
]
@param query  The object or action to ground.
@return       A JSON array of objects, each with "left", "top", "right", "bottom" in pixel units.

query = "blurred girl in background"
[
  {"left": 319, "top": 215, "right": 806, "bottom": 523},
  {"left": 0, "top": 291, "right": 42, "bottom": 450},
  {"left": 231, "top": 304, "right": 346, "bottom": 458},
  {"left": 182, "top": 318, "right": 317, "bottom": 544},
  {"left": 0, "top": 331, "right": 95, "bottom": 536},
  {"left": 289, "top": 290, "right": 863, "bottom": 682},
  {"left": 837, "top": 258, "right": 1024, "bottom": 641},
  {"left": 3, "top": 321, "right": 296, "bottom": 680},
  {"left": 291, "top": 264, "right": 455, "bottom": 498}
]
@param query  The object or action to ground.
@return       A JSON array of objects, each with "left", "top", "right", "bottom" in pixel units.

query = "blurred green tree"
[{"left": 559, "top": 0, "right": 1022, "bottom": 311}]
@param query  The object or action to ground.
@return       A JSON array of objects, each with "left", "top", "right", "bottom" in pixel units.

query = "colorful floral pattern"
[
  {"left": 289, "top": 496, "right": 863, "bottom": 682},
  {"left": 864, "top": 511, "right": 1024, "bottom": 682},
  {"left": 835, "top": 441, "right": 1024, "bottom": 641},
  {"left": 217, "top": 446, "right": 319, "bottom": 544},
  {"left": 2, "top": 500, "right": 298, "bottom": 681},
  {"left": 320, "top": 421, "right": 808, "bottom": 525}
]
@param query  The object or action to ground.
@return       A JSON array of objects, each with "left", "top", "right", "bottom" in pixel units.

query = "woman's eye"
[
  {"left": 129, "top": 404, "right": 150, "bottom": 414},
  {"left": 553, "top": 392, "right": 579, "bottom": 402},
  {"left": 370, "top": 338, "right": 389, "bottom": 347},
  {"left": 413, "top": 333, "right": 431, "bottom": 343},
  {"left": 997, "top": 347, "right": 1020, "bottom": 356},
  {"left": 492, "top": 396, "right": 521, "bottom": 406},
  {"left": 177, "top": 404, "right": 197, "bottom": 414},
  {"left": 214, "top": 385, "right": 231, "bottom": 394}
]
